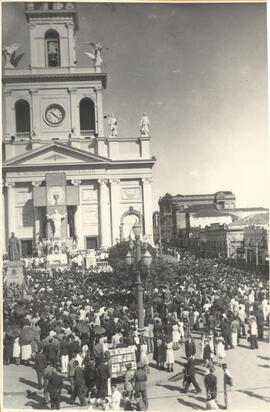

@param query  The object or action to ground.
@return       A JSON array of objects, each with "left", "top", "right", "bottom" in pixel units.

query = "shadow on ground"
[{"left": 238, "top": 390, "right": 270, "bottom": 403}]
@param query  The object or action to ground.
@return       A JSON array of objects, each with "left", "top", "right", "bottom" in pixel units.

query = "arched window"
[
  {"left": 45, "top": 29, "right": 60, "bottom": 67},
  {"left": 79, "top": 98, "right": 95, "bottom": 135},
  {"left": 15, "top": 100, "right": 31, "bottom": 137}
]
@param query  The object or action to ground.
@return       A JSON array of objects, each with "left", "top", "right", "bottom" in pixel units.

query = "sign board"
[
  {"left": 5, "top": 261, "right": 24, "bottom": 285},
  {"left": 86, "top": 254, "right": 97, "bottom": 268},
  {"left": 47, "top": 253, "right": 68, "bottom": 266},
  {"left": 108, "top": 346, "right": 136, "bottom": 378}
]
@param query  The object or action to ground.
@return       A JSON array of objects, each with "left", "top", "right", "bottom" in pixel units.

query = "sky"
[{"left": 2, "top": 1, "right": 269, "bottom": 211}]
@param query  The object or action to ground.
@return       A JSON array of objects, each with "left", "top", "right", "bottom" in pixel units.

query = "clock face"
[
  {"left": 45, "top": 104, "right": 65, "bottom": 126},
  {"left": 47, "top": 186, "right": 66, "bottom": 206}
]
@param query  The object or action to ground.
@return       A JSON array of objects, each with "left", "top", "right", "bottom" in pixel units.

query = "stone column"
[
  {"left": 32, "top": 182, "right": 41, "bottom": 244},
  {"left": 30, "top": 88, "right": 39, "bottom": 138},
  {"left": 68, "top": 88, "right": 80, "bottom": 137},
  {"left": 2, "top": 184, "right": 7, "bottom": 252},
  {"left": 3, "top": 90, "right": 16, "bottom": 140},
  {"left": 95, "top": 86, "right": 104, "bottom": 137},
  {"left": 142, "top": 178, "right": 153, "bottom": 244},
  {"left": 109, "top": 179, "right": 121, "bottom": 244},
  {"left": 67, "top": 22, "right": 76, "bottom": 67},
  {"left": 5, "top": 182, "right": 16, "bottom": 237},
  {"left": 72, "top": 180, "right": 84, "bottom": 249},
  {"left": 98, "top": 179, "right": 111, "bottom": 248}
]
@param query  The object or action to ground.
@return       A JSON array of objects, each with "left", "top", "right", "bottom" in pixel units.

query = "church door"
[
  {"left": 86, "top": 236, "right": 98, "bottom": 250},
  {"left": 21, "top": 239, "right": 33, "bottom": 257}
]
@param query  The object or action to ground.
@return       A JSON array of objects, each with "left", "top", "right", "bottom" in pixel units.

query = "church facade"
[{"left": 2, "top": 3, "right": 155, "bottom": 256}]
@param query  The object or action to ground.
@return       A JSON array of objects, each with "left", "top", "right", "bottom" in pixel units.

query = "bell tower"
[
  {"left": 3, "top": 2, "right": 106, "bottom": 146},
  {"left": 24, "top": 2, "right": 79, "bottom": 69}
]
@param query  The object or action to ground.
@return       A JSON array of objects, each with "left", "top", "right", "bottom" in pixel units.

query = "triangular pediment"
[{"left": 3, "top": 142, "right": 111, "bottom": 167}]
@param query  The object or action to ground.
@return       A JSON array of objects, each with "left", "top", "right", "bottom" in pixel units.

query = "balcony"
[
  {"left": 80, "top": 130, "right": 95, "bottom": 138},
  {"left": 16, "top": 132, "right": 31, "bottom": 141}
]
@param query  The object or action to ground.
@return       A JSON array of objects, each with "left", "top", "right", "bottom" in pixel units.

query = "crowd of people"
[
  {"left": 3, "top": 246, "right": 269, "bottom": 410},
  {"left": 3, "top": 247, "right": 111, "bottom": 273}
]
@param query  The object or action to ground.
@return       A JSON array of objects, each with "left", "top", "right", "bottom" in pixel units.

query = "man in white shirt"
[
  {"left": 110, "top": 384, "right": 122, "bottom": 410},
  {"left": 262, "top": 298, "right": 269, "bottom": 321},
  {"left": 79, "top": 307, "right": 86, "bottom": 321},
  {"left": 112, "top": 332, "right": 122, "bottom": 349}
]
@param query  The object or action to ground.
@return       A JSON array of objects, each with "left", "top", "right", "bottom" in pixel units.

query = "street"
[{"left": 3, "top": 330, "right": 270, "bottom": 410}]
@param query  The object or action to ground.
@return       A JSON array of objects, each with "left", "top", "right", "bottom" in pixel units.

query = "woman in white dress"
[
  {"left": 81, "top": 342, "right": 88, "bottom": 360},
  {"left": 13, "top": 337, "right": 21, "bottom": 365},
  {"left": 21, "top": 342, "right": 32, "bottom": 366},
  {"left": 75, "top": 351, "right": 83, "bottom": 367},
  {"left": 172, "top": 323, "right": 180, "bottom": 349},
  {"left": 200, "top": 334, "right": 206, "bottom": 359},
  {"left": 208, "top": 332, "right": 215, "bottom": 362},
  {"left": 166, "top": 339, "right": 174, "bottom": 372},
  {"left": 139, "top": 340, "right": 149, "bottom": 370},
  {"left": 178, "top": 319, "right": 185, "bottom": 344},
  {"left": 216, "top": 337, "right": 225, "bottom": 366}
]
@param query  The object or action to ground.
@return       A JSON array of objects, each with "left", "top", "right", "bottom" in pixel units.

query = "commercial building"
[
  {"left": 158, "top": 191, "right": 268, "bottom": 246},
  {"left": 158, "top": 191, "right": 236, "bottom": 243}
]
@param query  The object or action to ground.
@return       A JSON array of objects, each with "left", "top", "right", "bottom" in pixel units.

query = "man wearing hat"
[
  {"left": 44, "top": 339, "right": 58, "bottom": 368},
  {"left": 96, "top": 357, "right": 111, "bottom": 398},
  {"left": 70, "top": 360, "right": 86, "bottom": 406},
  {"left": 204, "top": 367, "right": 218, "bottom": 409},
  {"left": 34, "top": 348, "right": 47, "bottom": 390},
  {"left": 183, "top": 355, "right": 201, "bottom": 394},
  {"left": 46, "top": 369, "right": 63, "bottom": 410},
  {"left": 185, "top": 335, "right": 196, "bottom": 359},
  {"left": 133, "top": 363, "right": 148, "bottom": 410},
  {"left": 59, "top": 336, "right": 70, "bottom": 374}
]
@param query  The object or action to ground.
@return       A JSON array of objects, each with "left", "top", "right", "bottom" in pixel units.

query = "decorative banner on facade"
[
  {"left": 45, "top": 172, "right": 66, "bottom": 186},
  {"left": 121, "top": 187, "right": 141, "bottom": 200}
]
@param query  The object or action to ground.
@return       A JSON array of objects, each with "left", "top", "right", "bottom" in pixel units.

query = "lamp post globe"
[
  {"left": 143, "top": 250, "right": 152, "bottom": 267},
  {"left": 125, "top": 251, "right": 133, "bottom": 266}
]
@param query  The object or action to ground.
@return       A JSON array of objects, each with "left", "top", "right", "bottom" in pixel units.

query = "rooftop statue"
[
  {"left": 84, "top": 42, "right": 103, "bottom": 68},
  {"left": 140, "top": 112, "right": 150, "bottom": 136},
  {"left": 107, "top": 114, "right": 118, "bottom": 137},
  {"left": 2, "top": 44, "right": 20, "bottom": 68}
]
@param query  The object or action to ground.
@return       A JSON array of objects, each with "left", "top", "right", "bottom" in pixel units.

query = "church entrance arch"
[{"left": 119, "top": 209, "right": 143, "bottom": 241}]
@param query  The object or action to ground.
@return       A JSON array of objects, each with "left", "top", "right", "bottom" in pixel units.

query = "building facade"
[
  {"left": 2, "top": 3, "right": 155, "bottom": 256},
  {"left": 152, "top": 211, "right": 160, "bottom": 244},
  {"left": 181, "top": 220, "right": 269, "bottom": 274},
  {"left": 158, "top": 191, "right": 236, "bottom": 244}
]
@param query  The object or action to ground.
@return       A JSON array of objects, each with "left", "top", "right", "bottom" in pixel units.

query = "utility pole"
[{"left": 158, "top": 213, "right": 162, "bottom": 260}]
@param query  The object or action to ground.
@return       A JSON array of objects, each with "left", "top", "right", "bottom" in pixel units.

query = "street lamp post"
[{"left": 125, "top": 222, "right": 152, "bottom": 334}]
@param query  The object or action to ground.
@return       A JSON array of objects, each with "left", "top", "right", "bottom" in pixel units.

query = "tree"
[{"left": 108, "top": 241, "right": 178, "bottom": 310}]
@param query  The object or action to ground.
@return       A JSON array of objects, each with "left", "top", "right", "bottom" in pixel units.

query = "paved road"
[{"left": 3, "top": 330, "right": 270, "bottom": 410}]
